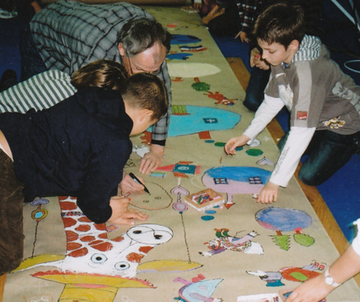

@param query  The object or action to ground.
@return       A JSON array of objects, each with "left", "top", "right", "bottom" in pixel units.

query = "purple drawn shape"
[
  {"left": 255, "top": 207, "right": 313, "bottom": 232},
  {"left": 202, "top": 166, "right": 271, "bottom": 203}
]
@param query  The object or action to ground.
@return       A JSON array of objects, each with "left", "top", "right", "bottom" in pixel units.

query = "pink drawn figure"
[
  {"left": 204, "top": 91, "right": 236, "bottom": 106},
  {"left": 174, "top": 274, "right": 223, "bottom": 302},
  {"left": 22, "top": 196, "right": 174, "bottom": 278},
  {"left": 200, "top": 228, "right": 264, "bottom": 256}
]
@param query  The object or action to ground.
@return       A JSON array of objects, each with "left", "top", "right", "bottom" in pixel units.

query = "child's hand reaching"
[
  {"left": 108, "top": 196, "right": 149, "bottom": 225},
  {"left": 256, "top": 182, "right": 279, "bottom": 204},
  {"left": 224, "top": 135, "right": 250, "bottom": 155}
]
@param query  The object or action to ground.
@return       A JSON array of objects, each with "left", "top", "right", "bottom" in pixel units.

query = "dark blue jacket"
[{"left": 0, "top": 87, "right": 133, "bottom": 223}]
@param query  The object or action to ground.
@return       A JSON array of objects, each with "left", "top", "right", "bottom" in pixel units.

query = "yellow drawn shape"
[
  {"left": 13, "top": 254, "right": 65, "bottom": 272},
  {"left": 35, "top": 273, "right": 153, "bottom": 288}
]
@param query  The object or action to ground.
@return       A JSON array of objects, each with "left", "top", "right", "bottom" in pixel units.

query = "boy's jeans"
[
  {"left": 0, "top": 149, "right": 24, "bottom": 275},
  {"left": 243, "top": 67, "right": 271, "bottom": 112},
  {"left": 278, "top": 130, "right": 356, "bottom": 186}
]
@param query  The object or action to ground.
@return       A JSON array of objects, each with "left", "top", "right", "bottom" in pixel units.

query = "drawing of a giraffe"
[{"left": 28, "top": 196, "right": 174, "bottom": 278}]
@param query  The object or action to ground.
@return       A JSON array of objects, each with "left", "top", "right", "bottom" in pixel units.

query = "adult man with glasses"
[{"left": 20, "top": 1, "right": 172, "bottom": 175}]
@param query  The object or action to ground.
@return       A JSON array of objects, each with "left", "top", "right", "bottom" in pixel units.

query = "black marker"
[{"left": 129, "top": 172, "right": 151, "bottom": 195}]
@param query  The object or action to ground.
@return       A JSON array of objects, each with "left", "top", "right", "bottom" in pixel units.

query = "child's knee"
[{"left": 298, "top": 168, "right": 323, "bottom": 186}]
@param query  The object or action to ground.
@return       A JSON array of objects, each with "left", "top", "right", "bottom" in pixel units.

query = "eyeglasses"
[{"left": 127, "top": 56, "right": 162, "bottom": 76}]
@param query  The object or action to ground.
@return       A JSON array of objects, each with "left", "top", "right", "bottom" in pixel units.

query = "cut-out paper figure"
[
  {"left": 200, "top": 228, "right": 264, "bottom": 256},
  {"left": 247, "top": 261, "right": 325, "bottom": 287},
  {"left": 174, "top": 274, "right": 223, "bottom": 302},
  {"left": 255, "top": 207, "right": 315, "bottom": 251},
  {"left": 168, "top": 63, "right": 221, "bottom": 78},
  {"left": 202, "top": 166, "right": 272, "bottom": 206},
  {"left": 171, "top": 34, "right": 201, "bottom": 45},
  {"left": 15, "top": 196, "right": 201, "bottom": 302},
  {"left": 204, "top": 91, "right": 236, "bottom": 106},
  {"left": 192, "top": 77, "right": 210, "bottom": 91}
]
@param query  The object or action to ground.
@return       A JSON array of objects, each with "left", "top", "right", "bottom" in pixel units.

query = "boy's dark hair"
[
  {"left": 120, "top": 73, "right": 168, "bottom": 121},
  {"left": 117, "top": 18, "right": 172, "bottom": 57},
  {"left": 254, "top": 3, "right": 305, "bottom": 49},
  {"left": 71, "top": 60, "right": 129, "bottom": 90}
]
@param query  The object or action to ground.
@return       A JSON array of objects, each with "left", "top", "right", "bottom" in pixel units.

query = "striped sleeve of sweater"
[{"left": 0, "top": 70, "right": 77, "bottom": 113}]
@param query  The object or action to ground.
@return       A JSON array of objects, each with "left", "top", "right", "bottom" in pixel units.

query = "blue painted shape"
[
  {"left": 204, "top": 166, "right": 271, "bottom": 185},
  {"left": 255, "top": 207, "right": 313, "bottom": 232},
  {"left": 235, "top": 146, "right": 243, "bottom": 151},
  {"left": 167, "top": 53, "right": 193, "bottom": 60},
  {"left": 180, "top": 279, "right": 223, "bottom": 302},
  {"left": 205, "top": 210, "right": 216, "bottom": 214},
  {"left": 201, "top": 215, "right": 214, "bottom": 221},
  {"left": 171, "top": 34, "right": 201, "bottom": 45},
  {"left": 205, "top": 140, "right": 215, "bottom": 143},
  {"left": 165, "top": 106, "right": 240, "bottom": 137}
]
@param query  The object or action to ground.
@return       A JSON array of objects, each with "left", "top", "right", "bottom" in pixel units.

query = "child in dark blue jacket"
[{"left": 0, "top": 70, "right": 168, "bottom": 277}]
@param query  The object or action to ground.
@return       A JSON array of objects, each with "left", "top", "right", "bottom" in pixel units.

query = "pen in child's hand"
[{"left": 129, "top": 172, "right": 151, "bottom": 195}]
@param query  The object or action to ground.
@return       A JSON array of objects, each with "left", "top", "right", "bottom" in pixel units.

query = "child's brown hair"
[
  {"left": 71, "top": 60, "right": 129, "bottom": 90},
  {"left": 254, "top": 3, "right": 305, "bottom": 49},
  {"left": 120, "top": 73, "right": 168, "bottom": 122}
]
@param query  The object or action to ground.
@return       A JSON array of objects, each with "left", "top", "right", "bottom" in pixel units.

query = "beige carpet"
[{"left": 4, "top": 6, "right": 360, "bottom": 302}]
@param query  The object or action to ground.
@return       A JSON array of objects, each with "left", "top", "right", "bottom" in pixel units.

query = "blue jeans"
[
  {"left": 278, "top": 130, "right": 356, "bottom": 186},
  {"left": 243, "top": 67, "right": 271, "bottom": 112},
  {"left": 20, "top": 25, "right": 48, "bottom": 82}
]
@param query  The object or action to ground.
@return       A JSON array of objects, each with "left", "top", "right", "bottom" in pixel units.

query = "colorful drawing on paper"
[
  {"left": 200, "top": 228, "right": 264, "bottom": 256},
  {"left": 204, "top": 91, "right": 237, "bottom": 106},
  {"left": 171, "top": 34, "right": 201, "bottom": 45},
  {"left": 192, "top": 77, "right": 210, "bottom": 91},
  {"left": 247, "top": 261, "right": 325, "bottom": 287},
  {"left": 161, "top": 105, "right": 241, "bottom": 137},
  {"left": 14, "top": 196, "right": 201, "bottom": 302},
  {"left": 174, "top": 274, "right": 223, "bottom": 302},
  {"left": 180, "top": 45, "right": 207, "bottom": 52},
  {"left": 129, "top": 182, "right": 173, "bottom": 210},
  {"left": 184, "top": 188, "right": 225, "bottom": 211},
  {"left": 167, "top": 52, "right": 193, "bottom": 60},
  {"left": 202, "top": 166, "right": 272, "bottom": 205},
  {"left": 157, "top": 161, "right": 201, "bottom": 178},
  {"left": 168, "top": 63, "right": 221, "bottom": 78},
  {"left": 255, "top": 207, "right": 315, "bottom": 250},
  {"left": 171, "top": 185, "right": 192, "bottom": 262}
]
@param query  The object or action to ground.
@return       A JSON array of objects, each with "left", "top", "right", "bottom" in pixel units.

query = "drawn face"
[{"left": 127, "top": 224, "right": 174, "bottom": 245}]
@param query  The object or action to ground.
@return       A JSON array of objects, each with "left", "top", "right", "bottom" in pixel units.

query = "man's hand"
[
  {"left": 256, "top": 182, "right": 279, "bottom": 204},
  {"left": 235, "top": 31, "right": 249, "bottom": 43},
  {"left": 108, "top": 196, "right": 148, "bottom": 225},
  {"left": 224, "top": 135, "right": 250, "bottom": 155},
  {"left": 139, "top": 144, "right": 164, "bottom": 174},
  {"left": 250, "top": 48, "right": 270, "bottom": 70}
]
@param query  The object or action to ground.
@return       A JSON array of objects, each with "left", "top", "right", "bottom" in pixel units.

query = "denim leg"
[
  {"left": 20, "top": 25, "right": 48, "bottom": 82},
  {"left": 298, "top": 130, "right": 355, "bottom": 186},
  {"left": 0, "top": 150, "right": 25, "bottom": 275},
  {"left": 243, "top": 67, "right": 271, "bottom": 112}
]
